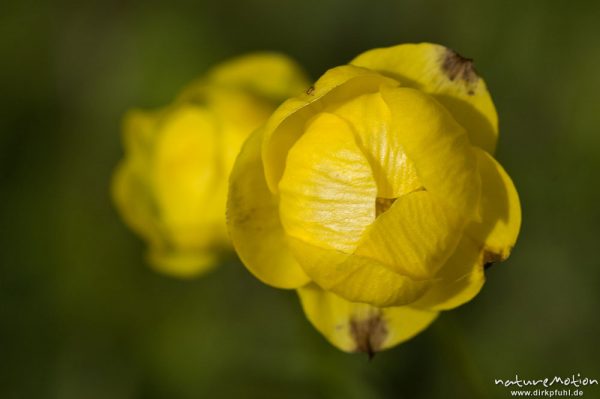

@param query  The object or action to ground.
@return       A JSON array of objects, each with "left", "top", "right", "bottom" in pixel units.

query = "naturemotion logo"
[{"left": 494, "top": 374, "right": 598, "bottom": 397}]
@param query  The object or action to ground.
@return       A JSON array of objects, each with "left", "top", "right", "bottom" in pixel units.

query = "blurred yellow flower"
[
  {"left": 228, "top": 43, "right": 521, "bottom": 354},
  {"left": 112, "top": 53, "right": 309, "bottom": 278}
]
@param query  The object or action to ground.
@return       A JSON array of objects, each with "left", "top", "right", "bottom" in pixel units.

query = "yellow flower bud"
[
  {"left": 112, "top": 53, "right": 310, "bottom": 278},
  {"left": 227, "top": 43, "right": 521, "bottom": 354}
]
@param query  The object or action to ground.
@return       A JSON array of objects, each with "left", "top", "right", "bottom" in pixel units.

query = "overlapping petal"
[
  {"left": 288, "top": 236, "right": 432, "bottom": 307},
  {"left": 356, "top": 191, "right": 463, "bottom": 280},
  {"left": 411, "top": 235, "right": 485, "bottom": 311},
  {"left": 288, "top": 191, "right": 464, "bottom": 308},
  {"left": 227, "top": 128, "right": 310, "bottom": 289},
  {"left": 412, "top": 149, "right": 521, "bottom": 311},
  {"left": 382, "top": 87, "right": 481, "bottom": 221},
  {"left": 351, "top": 42, "right": 498, "bottom": 153},
  {"left": 262, "top": 66, "right": 398, "bottom": 192},
  {"left": 326, "top": 92, "right": 422, "bottom": 198},
  {"left": 278, "top": 112, "right": 377, "bottom": 252},
  {"left": 466, "top": 148, "right": 522, "bottom": 261}
]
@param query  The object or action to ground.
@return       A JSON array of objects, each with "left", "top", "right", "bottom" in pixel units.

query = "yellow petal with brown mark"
[
  {"left": 413, "top": 150, "right": 520, "bottom": 311},
  {"left": 466, "top": 148, "right": 521, "bottom": 263},
  {"left": 352, "top": 42, "right": 498, "bottom": 153},
  {"left": 298, "top": 283, "right": 438, "bottom": 353}
]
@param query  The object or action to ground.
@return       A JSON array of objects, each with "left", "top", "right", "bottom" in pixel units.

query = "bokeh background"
[{"left": 2, "top": 0, "right": 600, "bottom": 398}]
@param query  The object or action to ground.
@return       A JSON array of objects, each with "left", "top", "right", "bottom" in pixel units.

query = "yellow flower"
[
  {"left": 227, "top": 43, "right": 521, "bottom": 354},
  {"left": 112, "top": 53, "right": 309, "bottom": 278}
]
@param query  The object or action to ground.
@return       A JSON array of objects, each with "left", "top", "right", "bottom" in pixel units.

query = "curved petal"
[
  {"left": 114, "top": 161, "right": 221, "bottom": 278},
  {"left": 411, "top": 235, "right": 486, "bottom": 311},
  {"left": 413, "top": 151, "right": 520, "bottom": 311},
  {"left": 381, "top": 87, "right": 481, "bottom": 221},
  {"left": 114, "top": 107, "right": 227, "bottom": 278},
  {"left": 227, "top": 127, "right": 311, "bottom": 289},
  {"left": 112, "top": 161, "right": 162, "bottom": 249},
  {"left": 178, "top": 52, "right": 310, "bottom": 104},
  {"left": 351, "top": 43, "right": 498, "bottom": 153},
  {"left": 466, "top": 148, "right": 522, "bottom": 262},
  {"left": 278, "top": 112, "right": 377, "bottom": 252},
  {"left": 113, "top": 109, "right": 163, "bottom": 250},
  {"left": 288, "top": 236, "right": 432, "bottom": 307},
  {"left": 148, "top": 249, "right": 218, "bottom": 279},
  {"left": 207, "top": 52, "right": 309, "bottom": 100},
  {"left": 262, "top": 66, "right": 398, "bottom": 192},
  {"left": 327, "top": 92, "right": 422, "bottom": 198},
  {"left": 152, "top": 105, "right": 226, "bottom": 248},
  {"left": 356, "top": 191, "right": 463, "bottom": 280},
  {"left": 298, "top": 283, "right": 438, "bottom": 353},
  {"left": 202, "top": 88, "right": 274, "bottom": 172}
]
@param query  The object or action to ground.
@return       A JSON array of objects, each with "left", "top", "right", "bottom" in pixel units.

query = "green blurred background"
[{"left": 1, "top": 0, "right": 599, "bottom": 398}]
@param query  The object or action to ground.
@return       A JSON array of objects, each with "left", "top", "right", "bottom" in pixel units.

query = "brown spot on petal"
[
  {"left": 441, "top": 48, "right": 479, "bottom": 95},
  {"left": 306, "top": 86, "right": 315, "bottom": 95},
  {"left": 483, "top": 249, "right": 506, "bottom": 270},
  {"left": 375, "top": 197, "right": 396, "bottom": 217},
  {"left": 350, "top": 314, "right": 388, "bottom": 358}
]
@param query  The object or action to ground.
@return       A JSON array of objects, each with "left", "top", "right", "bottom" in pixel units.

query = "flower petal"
[
  {"left": 381, "top": 87, "right": 481, "bottom": 221},
  {"left": 152, "top": 105, "right": 226, "bottom": 248},
  {"left": 148, "top": 249, "right": 218, "bottom": 279},
  {"left": 262, "top": 66, "right": 398, "bottom": 192},
  {"left": 112, "top": 160, "right": 162, "bottom": 249},
  {"left": 411, "top": 235, "right": 485, "bottom": 311},
  {"left": 466, "top": 148, "right": 522, "bottom": 262},
  {"left": 178, "top": 52, "right": 309, "bottom": 104},
  {"left": 227, "top": 127, "right": 311, "bottom": 289},
  {"left": 412, "top": 150, "right": 521, "bottom": 311},
  {"left": 278, "top": 112, "right": 377, "bottom": 253},
  {"left": 298, "top": 283, "right": 438, "bottom": 353},
  {"left": 287, "top": 236, "right": 432, "bottom": 307},
  {"left": 355, "top": 191, "right": 463, "bottom": 280},
  {"left": 326, "top": 92, "right": 422, "bottom": 198},
  {"left": 113, "top": 109, "right": 168, "bottom": 251},
  {"left": 351, "top": 43, "right": 498, "bottom": 153}
]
